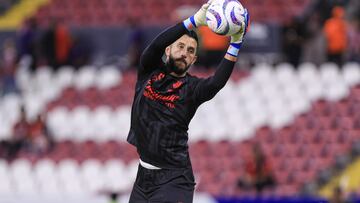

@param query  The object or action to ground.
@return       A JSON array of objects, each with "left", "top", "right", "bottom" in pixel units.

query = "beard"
[{"left": 165, "top": 55, "right": 191, "bottom": 76}]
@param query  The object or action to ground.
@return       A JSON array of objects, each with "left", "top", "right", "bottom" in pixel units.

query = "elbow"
[
  {"left": 209, "top": 82, "right": 225, "bottom": 93},
  {"left": 148, "top": 41, "right": 163, "bottom": 51}
]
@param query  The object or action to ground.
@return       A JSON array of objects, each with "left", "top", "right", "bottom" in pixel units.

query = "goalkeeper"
[{"left": 127, "top": 1, "right": 249, "bottom": 202}]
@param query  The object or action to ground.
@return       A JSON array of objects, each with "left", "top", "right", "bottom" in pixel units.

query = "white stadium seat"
[
  {"left": 0, "top": 160, "right": 13, "bottom": 195},
  {"left": 320, "top": 62, "right": 341, "bottom": 84},
  {"left": 69, "top": 106, "right": 92, "bottom": 141},
  {"left": 10, "top": 159, "right": 37, "bottom": 195},
  {"left": 298, "top": 62, "right": 319, "bottom": 85},
  {"left": 275, "top": 63, "right": 296, "bottom": 86},
  {"left": 34, "top": 66, "right": 53, "bottom": 89},
  {"left": 57, "top": 159, "right": 86, "bottom": 195},
  {"left": 33, "top": 159, "right": 60, "bottom": 196},
  {"left": 342, "top": 62, "right": 360, "bottom": 86},
  {"left": 1, "top": 93, "right": 22, "bottom": 124},
  {"left": 47, "top": 107, "right": 71, "bottom": 140},
  {"left": 104, "top": 159, "right": 129, "bottom": 191},
  {"left": 251, "top": 63, "right": 274, "bottom": 85},
  {"left": 81, "top": 159, "right": 104, "bottom": 194},
  {"left": 74, "top": 66, "right": 97, "bottom": 90},
  {"left": 92, "top": 106, "right": 113, "bottom": 141},
  {"left": 113, "top": 107, "right": 131, "bottom": 141},
  {"left": 95, "top": 66, "right": 122, "bottom": 89},
  {"left": 54, "top": 66, "right": 75, "bottom": 89}
]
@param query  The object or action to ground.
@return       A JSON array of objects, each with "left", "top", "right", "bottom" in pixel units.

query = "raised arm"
[
  {"left": 138, "top": 23, "right": 189, "bottom": 76},
  {"left": 193, "top": 8, "right": 250, "bottom": 103},
  {"left": 139, "top": 0, "right": 213, "bottom": 77}
]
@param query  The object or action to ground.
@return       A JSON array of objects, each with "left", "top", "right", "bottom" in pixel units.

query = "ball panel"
[{"left": 207, "top": 8, "right": 223, "bottom": 29}]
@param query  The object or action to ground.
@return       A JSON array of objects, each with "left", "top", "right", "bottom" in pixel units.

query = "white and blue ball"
[{"left": 206, "top": 0, "right": 246, "bottom": 36}]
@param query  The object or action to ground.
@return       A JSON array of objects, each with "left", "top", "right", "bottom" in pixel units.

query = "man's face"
[{"left": 165, "top": 34, "right": 197, "bottom": 76}]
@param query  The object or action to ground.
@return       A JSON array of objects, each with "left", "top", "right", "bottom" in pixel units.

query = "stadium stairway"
[{"left": 0, "top": 0, "right": 49, "bottom": 30}]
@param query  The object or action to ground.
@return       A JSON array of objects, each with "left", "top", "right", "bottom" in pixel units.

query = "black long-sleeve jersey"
[{"left": 127, "top": 23, "right": 236, "bottom": 169}]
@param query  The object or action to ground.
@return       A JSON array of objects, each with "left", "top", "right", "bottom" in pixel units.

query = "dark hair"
[
  {"left": 185, "top": 30, "right": 198, "bottom": 43},
  {"left": 184, "top": 30, "right": 199, "bottom": 51}
]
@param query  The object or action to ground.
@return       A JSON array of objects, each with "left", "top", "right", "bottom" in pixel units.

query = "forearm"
[
  {"left": 140, "top": 23, "right": 188, "bottom": 70},
  {"left": 147, "top": 23, "right": 188, "bottom": 52},
  {"left": 210, "top": 58, "right": 235, "bottom": 89},
  {"left": 194, "top": 58, "right": 235, "bottom": 102}
]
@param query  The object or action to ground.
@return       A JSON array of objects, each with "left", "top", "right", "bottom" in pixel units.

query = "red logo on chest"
[{"left": 143, "top": 73, "right": 183, "bottom": 108}]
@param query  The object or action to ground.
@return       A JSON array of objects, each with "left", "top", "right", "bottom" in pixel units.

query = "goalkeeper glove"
[
  {"left": 227, "top": 8, "right": 250, "bottom": 57},
  {"left": 183, "top": 0, "right": 214, "bottom": 30}
]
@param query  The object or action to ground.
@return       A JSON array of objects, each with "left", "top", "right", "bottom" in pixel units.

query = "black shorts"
[{"left": 129, "top": 164, "right": 196, "bottom": 203}]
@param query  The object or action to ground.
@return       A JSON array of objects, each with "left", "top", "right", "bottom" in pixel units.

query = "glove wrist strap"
[
  {"left": 183, "top": 16, "right": 197, "bottom": 31},
  {"left": 227, "top": 43, "right": 242, "bottom": 57}
]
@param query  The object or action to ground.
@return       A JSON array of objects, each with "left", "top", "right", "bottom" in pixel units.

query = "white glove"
[
  {"left": 183, "top": 0, "right": 214, "bottom": 30},
  {"left": 227, "top": 8, "right": 250, "bottom": 57}
]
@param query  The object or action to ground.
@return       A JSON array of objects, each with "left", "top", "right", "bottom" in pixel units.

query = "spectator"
[
  {"left": 55, "top": 19, "right": 72, "bottom": 67},
  {"left": 42, "top": 18, "right": 72, "bottom": 69},
  {"left": 282, "top": 17, "right": 305, "bottom": 67},
  {"left": 0, "top": 106, "right": 30, "bottom": 160},
  {"left": 302, "top": 13, "right": 327, "bottom": 66},
  {"left": 127, "top": 18, "right": 144, "bottom": 69},
  {"left": 0, "top": 38, "right": 18, "bottom": 95},
  {"left": 197, "top": 26, "right": 228, "bottom": 68},
  {"left": 28, "top": 113, "right": 54, "bottom": 154},
  {"left": 323, "top": 6, "right": 348, "bottom": 66},
  {"left": 346, "top": 16, "right": 360, "bottom": 62},
  {"left": 68, "top": 34, "right": 93, "bottom": 69},
  {"left": 42, "top": 19, "right": 56, "bottom": 68},
  {"left": 16, "top": 17, "right": 40, "bottom": 71},
  {"left": 304, "top": 0, "right": 349, "bottom": 26},
  {"left": 237, "top": 143, "right": 276, "bottom": 195}
]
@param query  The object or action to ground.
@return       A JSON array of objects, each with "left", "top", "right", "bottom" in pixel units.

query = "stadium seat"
[
  {"left": 34, "top": 159, "right": 60, "bottom": 196},
  {"left": 68, "top": 106, "right": 92, "bottom": 141},
  {"left": 74, "top": 66, "right": 97, "bottom": 90},
  {"left": 81, "top": 159, "right": 105, "bottom": 193},
  {"left": 92, "top": 106, "right": 114, "bottom": 141},
  {"left": 103, "top": 159, "right": 130, "bottom": 192},
  {"left": 95, "top": 66, "right": 122, "bottom": 89},
  {"left": 54, "top": 66, "right": 75, "bottom": 89},
  {"left": 343, "top": 63, "right": 360, "bottom": 87},
  {"left": 57, "top": 159, "right": 86, "bottom": 195}
]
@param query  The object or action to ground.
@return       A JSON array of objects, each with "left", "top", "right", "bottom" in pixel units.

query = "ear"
[
  {"left": 190, "top": 55, "right": 198, "bottom": 65},
  {"left": 165, "top": 46, "right": 171, "bottom": 58}
]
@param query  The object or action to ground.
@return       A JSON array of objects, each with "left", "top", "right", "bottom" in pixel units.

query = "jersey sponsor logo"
[{"left": 143, "top": 72, "right": 183, "bottom": 108}]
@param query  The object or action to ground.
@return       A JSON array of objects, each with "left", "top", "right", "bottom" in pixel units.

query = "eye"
[{"left": 188, "top": 48, "right": 195, "bottom": 54}]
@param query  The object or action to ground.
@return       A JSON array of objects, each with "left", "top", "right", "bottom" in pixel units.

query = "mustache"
[{"left": 175, "top": 58, "right": 187, "bottom": 66}]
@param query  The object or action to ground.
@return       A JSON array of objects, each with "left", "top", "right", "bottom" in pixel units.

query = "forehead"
[{"left": 173, "top": 35, "right": 197, "bottom": 48}]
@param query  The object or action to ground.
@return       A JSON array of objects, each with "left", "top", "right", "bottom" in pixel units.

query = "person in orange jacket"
[{"left": 323, "top": 6, "right": 348, "bottom": 66}]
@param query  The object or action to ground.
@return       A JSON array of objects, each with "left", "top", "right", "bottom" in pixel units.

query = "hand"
[
  {"left": 193, "top": 0, "right": 214, "bottom": 27},
  {"left": 230, "top": 8, "right": 250, "bottom": 46},
  {"left": 227, "top": 8, "right": 250, "bottom": 58},
  {"left": 183, "top": 0, "right": 214, "bottom": 30}
]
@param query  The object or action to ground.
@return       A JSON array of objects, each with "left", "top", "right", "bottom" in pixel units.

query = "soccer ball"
[{"left": 206, "top": 0, "right": 247, "bottom": 36}]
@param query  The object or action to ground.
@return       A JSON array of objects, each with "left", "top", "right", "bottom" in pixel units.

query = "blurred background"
[{"left": 0, "top": 0, "right": 360, "bottom": 202}]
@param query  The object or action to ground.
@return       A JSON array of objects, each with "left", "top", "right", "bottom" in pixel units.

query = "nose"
[{"left": 180, "top": 49, "right": 187, "bottom": 58}]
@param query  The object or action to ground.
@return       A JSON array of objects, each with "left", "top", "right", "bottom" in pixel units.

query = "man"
[
  {"left": 237, "top": 143, "right": 275, "bottom": 196},
  {"left": 127, "top": 1, "right": 249, "bottom": 202}
]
